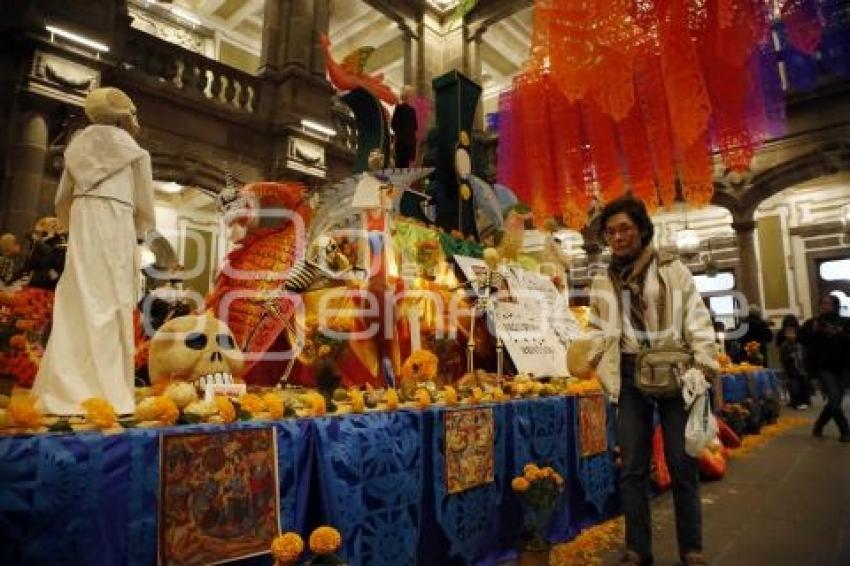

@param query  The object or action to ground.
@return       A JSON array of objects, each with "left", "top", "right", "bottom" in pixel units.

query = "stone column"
[
  {"left": 400, "top": 24, "right": 413, "bottom": 87},
  {"left": 733, "top": 219, "right": 761, "bottom": 308},
  {"left": 415, "top": 19, "right": 426, "bottom": 95},
  {"left": 1, "top": 113, "right": 48, "bottom": 238}
]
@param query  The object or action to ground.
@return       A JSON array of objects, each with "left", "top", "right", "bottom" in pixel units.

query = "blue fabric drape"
[{"left": 1, "top": 398, "right": 621, "bottom": 566}]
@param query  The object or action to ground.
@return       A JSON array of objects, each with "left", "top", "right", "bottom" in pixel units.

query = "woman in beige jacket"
[{"left": 578, "top": 196, "right": 718, "bottom": 565}]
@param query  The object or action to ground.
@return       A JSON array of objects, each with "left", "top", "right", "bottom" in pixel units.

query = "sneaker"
[{"left": 797, "top": 404, "right": 809, "bottom": 410}]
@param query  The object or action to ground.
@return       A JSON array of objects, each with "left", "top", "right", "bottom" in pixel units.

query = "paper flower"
[
  {"left": 7, "top": 394, "right": 41, "bottom": 428},
  {"left": 214, "top": 396, "right": 236, "bottom": 423},
  {"left": 309, "top": 526, "right": 342, "bottom": 555},
  {"left": 81, "top": 398, "right": 118, "bottom": 429},
  {"left": 271, "top": 532, "right": 304, "bottom": 564}
]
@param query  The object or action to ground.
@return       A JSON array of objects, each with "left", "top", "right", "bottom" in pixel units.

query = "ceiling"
[{"left": 138, "top": 0, "right": 532, "bottom": 108}]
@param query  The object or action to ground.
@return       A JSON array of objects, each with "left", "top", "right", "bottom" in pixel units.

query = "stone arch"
[{"left": 734, "top": 141, "right": 850, "bottom": 222}]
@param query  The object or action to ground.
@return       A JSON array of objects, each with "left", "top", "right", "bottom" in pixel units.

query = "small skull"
[{"left": 148, "top": 312, "right": 244, "bottom": 391}]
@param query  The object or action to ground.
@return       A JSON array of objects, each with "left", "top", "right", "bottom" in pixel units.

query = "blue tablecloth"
[
  {"left": 0, "top": 397, "right": 620, "bottom": 566},
  {"left": 722, "top": 369, "right": 780, "bottom": 403}
]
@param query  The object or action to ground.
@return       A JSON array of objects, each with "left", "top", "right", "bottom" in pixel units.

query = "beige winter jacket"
[{"left": 582, "top": 254, "right": 719, "bottom": 404}]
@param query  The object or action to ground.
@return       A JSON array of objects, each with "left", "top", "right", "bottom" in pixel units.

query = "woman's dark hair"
[
  {"left": 597, "top": 196, "right": 654, "bottom": 248},
  {"left": 822, "top": 293, "right": 840, "bottom": 314},
  {"left": 775, "top": 314, "right": 800, "bottom": 347}
]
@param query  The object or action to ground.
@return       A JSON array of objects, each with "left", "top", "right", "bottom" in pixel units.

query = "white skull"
[{"left": 148, "top": 312, "right": 244, "bottom": 391}]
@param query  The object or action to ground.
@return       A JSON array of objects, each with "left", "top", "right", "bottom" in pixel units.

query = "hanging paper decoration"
[
  {"left": 781, "top": 0, "right": 824, "bottom": 55},
  {"left": 497, "top": 0, "right": 844, "bottom": 223}
]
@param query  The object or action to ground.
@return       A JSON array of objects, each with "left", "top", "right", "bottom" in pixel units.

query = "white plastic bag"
[{"left": 681, "top": 368, "right": 719, "bottom": 457}]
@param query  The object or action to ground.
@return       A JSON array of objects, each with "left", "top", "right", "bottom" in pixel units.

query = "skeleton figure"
[
  {"left": 467, "top": 247, "right": 506, "bottom": 378},
  {"left": 284, "top": 235, "right": 354, "bottom": 292}
]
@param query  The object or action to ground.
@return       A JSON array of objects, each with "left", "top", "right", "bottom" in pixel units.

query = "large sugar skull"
[{"left": 148, "top": 312, "right": 244, "bottom": 390}]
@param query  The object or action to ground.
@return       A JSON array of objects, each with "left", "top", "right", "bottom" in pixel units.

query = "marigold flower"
[
  {"left": 264, "top": 393, "right": 286, "bottom": 419},
  {"left": 81, "top": 397, "right": 119, "bottom": 429},
  {"left": 443, "top": 385, "right": 458, "bottom": 406},
  {"left": 7, "top": 394, "right": 41, "bottom": 428},
  {"left": 385, "top": 389, "right": 399, "bottom": 411},
  {"left": 214, "top": 396, "right": 236, "bottom": 423},
  {"left": 309, "top": 526, "right": 342, "bottom": 555},
  {"left": 523, "top": 463, "right": 540, "bottom": 477},
  {"left": 349, "top": 389, "right": 365, "bottom": 413},
  {"left": 306, "top": 393, "right": 326, "bottom": 416},
  {"left": 415, "top": 389, "right": 431, "bottom": 409},
  {"left": 400, "top": 349, "right": 438, "bottom": 383},
  {"left": 511, "top": 476, "right": 530, "bottom": 492},
  {"left": 271, "top": 532, "right": 304, "bottom": 564},
  {"left": 238, "top": 393, "right": 266, "bottom": 415}
]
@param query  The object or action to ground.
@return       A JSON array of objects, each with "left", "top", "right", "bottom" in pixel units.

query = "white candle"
[{"left": 409, "top": 306, "right": 422, "bottom": 352}]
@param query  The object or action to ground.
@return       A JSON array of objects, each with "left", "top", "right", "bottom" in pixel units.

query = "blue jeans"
[{"left": 617, "top": 355, "right": 702, "bottom": 560}]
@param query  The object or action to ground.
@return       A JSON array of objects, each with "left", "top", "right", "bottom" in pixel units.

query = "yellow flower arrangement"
[
  {"left": 81, "top": 398, "right": 119, "bottom": 429},
  {"left": 415, "top": 389, "right": 431, "bottom": 409},
  {"left": 214, "top": 396, "right": 236, "bottom": 424},
  {"left": 349, "top": 389, "right": 365, "bottom": 413},
  {"left": 309, "top": 525, "right": 342, "bottom": 555},
  {"left": 400, "top": 349, "right": 439, "bottom": 383},
  {"left": 7, "top": 394, "right": 41, "bottom": 429},
  {"left": 443, "top": 385, "right": 458, "bottom": 406},
  {"left": 511, "top": 476, "right": 530, "bottom": 492},
  {"left": 271, "top": 532, "right": 304, "bottom": 564},
  {"left": 385, "top": 389, "right": 399, "bottom": 411},
  {"left": 238, "top": 393, "right": 267, "bottom": 415},
  {"left": 305, "top": 392, "right": 327, "bottom": 416},
  {"left": 468, "top": 386, "right": 484, "bottom": 404},
  {"left": 513, "top": 462, "right": 566, "bottom": 546},
  {"left": 263, "top": 392, "right": 286, "bottom": 420}
]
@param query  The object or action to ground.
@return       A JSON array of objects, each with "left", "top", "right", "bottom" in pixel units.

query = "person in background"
[
  {"left": 799, "top": 294, "right": 850, "bottom": 442},
  {"left": 578, "top": 196, "right": 718, "bottom": 565},
  {"left": 775, "top": 314, "right": 810, "bottom": 410},
  {"left": 0, "top": 233, "right": 21, "bottom": 286},
  {"left": 391, "top": 85, "right": 418, "bottom": 168},
  {"left": 739, "top": 304, "right": 772, "bottom": 363}
]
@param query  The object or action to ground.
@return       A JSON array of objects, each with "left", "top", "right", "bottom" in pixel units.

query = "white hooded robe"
[{"left": 32, "top": 125, "right": 155, "bottom": 415}]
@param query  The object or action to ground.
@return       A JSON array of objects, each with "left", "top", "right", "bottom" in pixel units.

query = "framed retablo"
[
  {"left": 158, "top": 427, "right": 279, "bottom": 566},
  {"left": 579, "top": 394, "right": 608, "bottom": 457},
  {"left": 444, "top": 407, "right": 495, "bottom": 494}
]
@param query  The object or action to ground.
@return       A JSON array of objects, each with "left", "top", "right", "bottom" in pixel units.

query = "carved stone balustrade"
[{"left": 119, "top": 28, "right": 260, "bottom": 115}]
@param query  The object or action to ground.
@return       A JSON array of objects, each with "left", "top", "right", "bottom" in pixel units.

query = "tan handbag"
[{"left": 634, "top": 346, "right": 692, "bottom": 398}]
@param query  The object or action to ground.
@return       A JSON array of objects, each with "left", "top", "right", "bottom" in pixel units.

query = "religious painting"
[
  {"left": 579, "top": 394, "right": 608, "bottom": 457},
  {"left": 158, "top": 427, "right": 279, "bottom": 566},
  {"left": 444, "top": 407, "right": 495, "bottom": 494}
]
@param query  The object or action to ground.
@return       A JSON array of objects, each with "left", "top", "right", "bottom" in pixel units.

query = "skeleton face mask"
[{"left": 148, "top": 312, "right": 244, "bottom": 391}]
